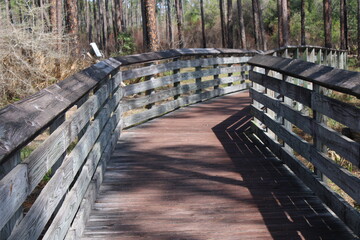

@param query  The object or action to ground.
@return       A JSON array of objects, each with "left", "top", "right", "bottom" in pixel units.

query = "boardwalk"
[{"left": 81, "top": 91, "right": 355, "bottom": 240}]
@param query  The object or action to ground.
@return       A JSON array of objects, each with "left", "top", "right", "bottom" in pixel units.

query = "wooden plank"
[
  {"left": 250, "top": 88, "right": 360, "bottom": 167},
  {"left": 251, "top": 106, "right": 360, "bottom": 203},
  {"left": 0, "top": 60, "right": 119, "bottom": 165},
  {"left": 24, "top": 80, "right": 123, "bottom": 193},
  {"left": 0, "top": 151, "right": 20, "bottom": 180},
  {"left": 7, "top": 98, "right": 121, "bottom": 240},
  {"left": 250, "top": 123, "right": 360, "bottom": 236},
  {"left": 124, "top": 76, "right": 243, "bottom": 111},
  {"left": 249, "top": 71, "right": 312, "bottom": 107},
  {"left": 0, "top": 164, "right": 28, "bottom": 230},
  {"left": 124, "top": 65, "right": 250, "bottom": 96},
  {"left": 124, "top": 85, "right": 246, "bottom": 128},
  {"left": 121, "top": 57, "right": 250, "bottom": 81},
  {"left": 0, "top": 206, "right": 23, "bottom": 240},
  {"left": 248, "top": 55, "right": 360, "bottom": 98},
  {"left": 44, "top": 119, "right": 122, "bottom": 240},
  {"left": 311, "top": 93, "right": 360, "bottom": 132}
]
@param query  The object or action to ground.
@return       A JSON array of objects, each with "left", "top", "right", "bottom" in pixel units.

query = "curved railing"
[
  {"left": 248, "top": 55, "right": 359, "bottom": 236},
  {"left": 0, "top": 46, "right": 356, "bottom": 239}
]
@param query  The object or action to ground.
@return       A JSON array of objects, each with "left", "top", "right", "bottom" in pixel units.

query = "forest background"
[{"left": 0, "top": 0, "right": 358, "bottom": 106}]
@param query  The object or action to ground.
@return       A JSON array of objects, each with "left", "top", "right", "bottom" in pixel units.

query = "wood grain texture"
[
  {"left": 80, "top": 92, "right": 356, "bottom": 240},
  {"left": 250, "top": 123, "right": 360, "bottom": 236},
  {"left": 248, "top": 55, "right": 359, "bottom": 98},
  {"left": 250, "top": 88, "right": 360, "bottom": 167},
  {"left": 251, "top": 106, "right": 360, "bottom": 204}
]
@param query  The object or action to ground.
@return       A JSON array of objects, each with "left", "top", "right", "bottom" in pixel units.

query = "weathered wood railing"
[
  {"left": 267, "top": 45, "right": 348, "bottom": 69},
  {"left": 248, "top": 55, "right": 360, "bottom": 236},
  {"left": 0, "top": 46, "right": 354, "bottom": 239},
  {"left": 0, "top": 48, "right": 258, "bottom": 240}
]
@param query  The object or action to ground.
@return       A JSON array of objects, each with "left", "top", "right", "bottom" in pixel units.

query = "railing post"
[
  {"left": 213, "top": 63, "right": 219, "bottom": 90},
  {"left": 145, "top": 63, "right": 155, "bottom": 109},
  {"left": 195, "top": 56, "right": 202, "bottom": 94},
  {"left": 173, "top": 57, "right": 181, "bottom": 100}
]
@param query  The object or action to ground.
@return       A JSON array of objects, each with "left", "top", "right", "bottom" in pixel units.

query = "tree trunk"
[
  {"left": 237, "top": 0, "right": 246, "bottom": 49},
  {"left": 259, "top": 0, "right": 266, "bottom": 50},
  {"left": 200, "top": 0, "right": 206, "bottom": 48},
  {"left": 175, "top": 0, "right": 184, "bottom": 48},
  {"left": 219, "top": 0, "right": 226, "bottom": 47},
  {"left": 252, "top": 0, "right": 261, "bottom": 50},
  {"left": 113, "top": 0, "right": 123, "bottom": 45},
  {"left": 50, "top": 0, "right": 57, "bottom": 32},
  {"left": 56, "top": 0, "right": 63, "bottom": 34},
  {"left": 301, "top": 0, "right": 306, "bottom": 45},
  {"left": 323, "top": 0, "right": 332, "bottom": 48},
  {"left": 344, "top": 0, "right": 348, "bottom": 49},
  {"left": 278, "top": 0, "right": 283, "bottom": 47},
  {"left": 281, "top": 0, "right": 289, "bottom": 46},
  {"left": 66, "top": 0, "right": 78, "bottom": 35},
  {"left": 227, "top": 0, "right": 233, "bottom": 48},
  {"left": 340, "top": 0, "right": 347, "bottom": 50},
  {"left": 5, "top": 0, "right": 13, "bottom": 24},
  {"left": 166, "top": 0, "right": 173, "bottom": 48},
  {"left": 141, "top": 0, "right": 160, "bottom": 52},
  {"left": 358, "top": 0, "right": 360, "bottom": 64},
  {"left": 86, "top": 0, "right": 92, "bottom": 43}
]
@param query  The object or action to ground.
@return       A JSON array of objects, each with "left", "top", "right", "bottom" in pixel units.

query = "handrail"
[
  {"left": 0, "top": 48, "right": 258, "bottom": 240},
  {"left": 248, "top": 55, "right": 359, "bottom": 236},
  {"left": 0, "top": 46, "right": 352, "bottom": 239}
]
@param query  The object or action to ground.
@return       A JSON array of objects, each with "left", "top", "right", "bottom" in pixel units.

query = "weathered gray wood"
[
  {"left": 46, "top": 119, "right": 122, "bottom": 240},
  {"left": 0, "top": 60, "right": 119, "bottom": 164},
  {"left": 311, "top": 93, "right": 360, "bottom": 132},
  {"left": 248, "top": 55, "right": 359, "bottom": 98},
  {"left": 121, "top": 57, "right": 250, "bottom": 82},
  {"left": 251, "top": 106, "right": 360, "bottom": 203},
  {"left": 124, "top": 65, "right": 250, "bottom": 96},
  {"left": 0, "top": 151, "right": 20, "bottom": 180},
  {"left": 0, "top": 164, "right": 28, "bottom": 231},
  {"left": 0, "top": 206, "right": 23, "bottom": 240},
  {"left": 124, "top": 85, "right": 246, "bottom": 128},
  {"left": 250, "top": 71, "right": 312, "bottom": 106},
  {"left": 7, "top": 94, "right": 122, "bottom": 240},
  {"left": 250, "top": 88, "right": 360, "bottom": 166},
  {"left": 250, "top": 123, "right": 360, "bottom": 237},
  {"left": 123, "top": 76, "right": 243, "bottom": 111}
]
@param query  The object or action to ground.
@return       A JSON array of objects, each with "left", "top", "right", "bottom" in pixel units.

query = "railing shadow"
[{"left": 212, "top": 106, "right": 353, "bottom": 239}]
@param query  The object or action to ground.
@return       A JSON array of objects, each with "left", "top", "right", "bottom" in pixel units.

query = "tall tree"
[
  {"left": 200, "top": 0, "right": 206, "bottom": 48},
  {"left": 113, "top": 0, "right": 123, "bottom": 43},
  {"left": 5, "top": 0, "right": 13, "bottom": 24},
  {"left": 227, "top": 0, "right": 233, "bottom": 48},
  {"left": 259, "top": 0, "right": 266, "bottom": 50},
  {"left": 301, "top": 0, "right": 306, "bottom": 45},
  {"left": 86, "top": 0, "right": 92, "bottom": 43},
  {"left": 237, "top": 0, "right": 246, "bottom": 49},
  {"left": 323, "top": 0, "right": 332, "bottom": 48},
  {"left": 219, "top": 0, "right": 226, "bottom": 47},
  {"left": 252, "top": 0, "right": 262, "bottom": 49},
  {"left": 50, "top": 0, "right": 57, "bottom": 32},
  {"left": 166, "top": 0, "right": 173, "bottom": 48},
  {"left": 66, "top": 0, "right": 78, "bottom": 35},
  {"left": 358, "top": 0, "right": 360, "bottom": 64},
  {"left": 175, "top": 0, "right": 184, "bottom": 48},
  {"left": 340, "top": 0, "right": 348, "bottom": 50},
  {"left": 281, "top": 0, "right": 289, "bottom": 47},
  {"left": 141, "top": 0, "right": 160, "bottom": 52}
]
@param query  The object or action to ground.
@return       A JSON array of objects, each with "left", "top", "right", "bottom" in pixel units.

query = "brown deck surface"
[{"left": 81, "top": 91, "right": 356, "bottom": 240}]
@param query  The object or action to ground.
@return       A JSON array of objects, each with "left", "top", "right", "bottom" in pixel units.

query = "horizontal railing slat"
[
  {"left": 250, "top": 88, "right": 360, "bottom": 166},
  {"left": 124, "top": 76, "right": 245, "bottom": 111},
  {"left": 250, "top": 71, "right": 312, "bottom": 106},
  {"left": 125, "top": 65, "right": 250, "bottom": 96},
  {"left": 249, "top": 123, "right": 360, "bottom": 236},
  {"left": 251, "top": 106, "right": 360, "bottom": 203},
  {"left": 124, "top": 84, "right": 246, "bottom": 128},
  {"left": 121, "top": 57, "right": 250, "bottom": 81},
  {"left": 8, "top": 87, "right": 123, "bottom": 240},
  {"left": 249, "top": 55, "right": 360, "bottom": 98}
]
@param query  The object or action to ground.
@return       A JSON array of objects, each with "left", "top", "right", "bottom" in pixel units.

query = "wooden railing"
[
  {"left": 0, "top": 48, "right": 258, "bottom": 240},
  {"left": 267, "top": 45, "right": 348, "bottom": 69},
  {"left": 248, "top": 55, "right": 359, "bottom": 236},
  {"left": 0, "top": 46, "right": 355, "bottom": 239}
]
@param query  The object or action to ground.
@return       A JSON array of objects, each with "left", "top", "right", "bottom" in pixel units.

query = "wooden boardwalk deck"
[{"left": 81, "top": 91, "right": 356, "bottom": 240}]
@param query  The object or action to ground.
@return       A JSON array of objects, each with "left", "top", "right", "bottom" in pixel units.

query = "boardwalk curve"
[{"left": 81, "top": 92, "right": 355, "bottom": 240}]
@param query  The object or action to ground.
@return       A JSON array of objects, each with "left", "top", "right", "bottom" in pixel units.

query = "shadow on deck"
[{"left": 81, "top": 92, "right": 355, "bottom": 240}]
